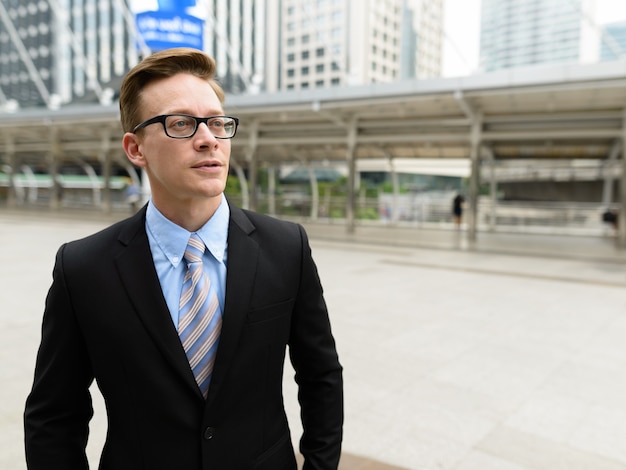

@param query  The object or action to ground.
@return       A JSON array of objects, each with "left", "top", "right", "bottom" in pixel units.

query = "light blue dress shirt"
[{"left": 145, "top": 195, "right": 229, "bottom": 327}]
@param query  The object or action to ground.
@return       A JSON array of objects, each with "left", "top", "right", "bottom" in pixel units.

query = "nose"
[
  {"left": 194, "top": 122, "right": 219, "bottom": 145},
  {"left": 193, "top": 122, "right": 219, "bottom": 149}
]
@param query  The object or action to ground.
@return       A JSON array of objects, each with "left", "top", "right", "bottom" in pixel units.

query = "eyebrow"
[{"left": 165, "top": 109, "right": 226, "bottom": 116}]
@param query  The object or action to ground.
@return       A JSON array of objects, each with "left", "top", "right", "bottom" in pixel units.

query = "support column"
[
  {"left": 381, "top": 150, "right": 399, "bottom": 225},
  {"left": 468, "top": 111, "right": 482, "bottom": 243},
  {"left": 72, "top": 158, "right": 102, "bottom": 207},
  {"left": 455, "top": 90, "right": 482, "bottom": 243},
  {"left": 246, "top": 120, "right": 259, "bottom": 211},
  {"left": 231, "top": 157, "right": 249, "bottom": 209},
  {"left": 306, "top": 162, "right": 319, "bottom": 220},
  {"left": 483, "top": 146, "right": 497, "bottom": 232},
  {"left": 48, "top": 127, "right": 61, "bottom": 210},
  {"left": 620, "top": 111, "right": 626, "bottom": 247},
  {"left": 267, "top": 165, "right": 276, "bottom": 216},
  {"left": 4, "top": 133, "right": 16, "bottom": 207},
  {"left": 601, "top": 140, "right": 620, "bottom": 207},
  {"left": 100, "top": 129, "right": 112, "bottom": 213},
  {"left": 346, "top": 117, "right": 357, "bottom": 234}
]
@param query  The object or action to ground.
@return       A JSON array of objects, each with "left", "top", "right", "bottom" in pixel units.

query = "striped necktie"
[{"left": 178, "top": 233, "right": 222, "bottom": 399}]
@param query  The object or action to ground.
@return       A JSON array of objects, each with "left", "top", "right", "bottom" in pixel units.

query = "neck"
[{"left": 153, "top": 195, "right": 222, "bottom": 232}]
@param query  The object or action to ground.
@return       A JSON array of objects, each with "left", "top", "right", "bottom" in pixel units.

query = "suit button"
[{"left": 203, "top": 427, "right": 215, "bottom": 440}]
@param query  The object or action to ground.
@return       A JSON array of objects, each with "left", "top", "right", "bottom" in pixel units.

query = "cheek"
[{"left": 143, "top": 142, "right": 174, "bottom": 167}]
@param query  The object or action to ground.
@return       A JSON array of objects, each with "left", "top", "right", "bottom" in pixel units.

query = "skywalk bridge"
[{"left": 1, "top": 59, "right": 626, "bottom": 246}]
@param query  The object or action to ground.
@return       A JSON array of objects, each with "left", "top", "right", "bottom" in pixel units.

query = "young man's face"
[{"left": 124, "top": 73, "right": 231, "bottom": 213}]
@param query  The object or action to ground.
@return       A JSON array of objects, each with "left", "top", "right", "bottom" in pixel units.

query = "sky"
[{"left": 442, "top": 0, "right": 626, "bottom": 77}]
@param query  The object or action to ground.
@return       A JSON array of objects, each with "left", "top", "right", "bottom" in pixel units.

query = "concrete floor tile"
[
  {"left": 477, "top": 425, "right": 626, "bottom": 470},
  {"left": 569, "top": 405, "right": 626, "bottom": 464},
  {"left": 453, "top": 450, "right": 528, "bottom": 470},
  {"left": 542, "top": 362, "right": 626, "bottom": 410},
  {"left": 505, "top": 391, "right": 590, "bottom": 444}
]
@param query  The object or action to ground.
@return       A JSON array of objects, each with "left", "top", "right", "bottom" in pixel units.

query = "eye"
[
  {"left": 170, "top": 116, "right": 194, "bottom": 129},
  {"left": 208, "top": 118, "right": 225, "bottom": 129}
]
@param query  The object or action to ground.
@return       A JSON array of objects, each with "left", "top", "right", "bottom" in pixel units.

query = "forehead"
[{"left": 140, "top": 73, "right": 223, "bottom": 115}]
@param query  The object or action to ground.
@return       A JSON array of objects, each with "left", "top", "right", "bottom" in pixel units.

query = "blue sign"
[{"left": 135, "top": 9, "right": 204, "bottom": 51}]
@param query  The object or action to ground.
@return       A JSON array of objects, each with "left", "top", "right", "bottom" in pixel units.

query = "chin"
[{"left": 202, "top": 182, "right": 227, "bottom": 198}]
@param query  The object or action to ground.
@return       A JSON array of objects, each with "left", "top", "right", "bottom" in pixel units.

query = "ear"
[{"left": 123, "top": 132, "right": 147, "bottom": 168}]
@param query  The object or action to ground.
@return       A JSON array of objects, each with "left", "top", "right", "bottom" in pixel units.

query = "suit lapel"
[
  {"left": 206, "top": 204, "right": 259, "bottom": 406},
  {"left": 114, "top": 209, "right": 200, "bottom": 396}
]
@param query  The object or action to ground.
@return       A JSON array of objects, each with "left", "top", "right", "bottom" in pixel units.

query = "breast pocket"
[{"left": 246, "top": 298, "right": 295, "bottom": 325}]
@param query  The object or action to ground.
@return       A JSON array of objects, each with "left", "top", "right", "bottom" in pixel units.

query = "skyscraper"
[
  {"left": 600, "top": 21, "right": 626, "bottom": 61},
  {"left": 0, "top": 0, "right": 55, "bottom": 108},
  {"left": 182, "top": 0, "right": 267, "bottom": 95},
  {"left": 407, "top": 0, "right": 443, "bottom": 80},
  {"left": 267, "top": 0, "right": 442, "bottom": 92},
  {"left": 479, "top": 0, "right": 598, "bottom": 72},
  {"left": 0, "top": 0, "right": 137, "bottom": 108}
]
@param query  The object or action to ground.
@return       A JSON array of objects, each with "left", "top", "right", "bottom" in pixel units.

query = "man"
[
  {"left": 24, "top": 48, "right": 343, "bottom": 470},
  {"left": 452, "top": 193, "right": 464, "bottom": 229}
]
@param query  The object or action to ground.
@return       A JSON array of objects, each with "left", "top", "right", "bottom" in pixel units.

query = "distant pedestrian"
[
  {"left": 452, "top": 194, "right": 465, "bottom": 229},
  {"left": 123, "top": 179, "right": 141, "bottom": 212},
  {"left": 602, "top": 209, "right": 618, "bottom": 234}
]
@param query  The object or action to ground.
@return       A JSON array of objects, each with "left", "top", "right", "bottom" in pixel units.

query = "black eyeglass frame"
[{"left": 132, "top": 114, "right": 239, "bottom": 139}]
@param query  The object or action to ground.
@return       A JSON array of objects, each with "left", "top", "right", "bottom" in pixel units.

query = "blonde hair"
[{"left": 119, "top": 48, "right": 225, "bottom": 133}]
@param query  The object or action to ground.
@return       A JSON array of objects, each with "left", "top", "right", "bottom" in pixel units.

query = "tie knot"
[{"left": 184, "top": 233, "right": 205, "bottom": 264}]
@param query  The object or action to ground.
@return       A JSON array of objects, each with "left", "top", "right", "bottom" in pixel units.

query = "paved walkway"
[{"left": 2, "top": 207, "right": 626, "bottom": 469}]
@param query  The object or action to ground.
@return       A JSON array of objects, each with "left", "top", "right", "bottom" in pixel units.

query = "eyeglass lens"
[{"left": 164, "top": 115, "right": 236, "bottom": 138}]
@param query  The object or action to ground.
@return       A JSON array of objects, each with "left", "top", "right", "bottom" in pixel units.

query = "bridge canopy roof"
[{"left": 1, "top": 59, "right": 626, "bottom": 168}]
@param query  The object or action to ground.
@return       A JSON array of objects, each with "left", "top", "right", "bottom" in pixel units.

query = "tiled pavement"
[{"left": 2, "top": 207, "right": 626, "bottom": 469}]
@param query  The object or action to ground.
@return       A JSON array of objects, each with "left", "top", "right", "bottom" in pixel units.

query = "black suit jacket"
[{"left": 24, "top": 203, "right": 343, "bottom": 470}]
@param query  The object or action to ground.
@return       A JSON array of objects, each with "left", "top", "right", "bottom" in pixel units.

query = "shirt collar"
[{"left": 146, "top": 195, "right": 230, "bottom": 267}]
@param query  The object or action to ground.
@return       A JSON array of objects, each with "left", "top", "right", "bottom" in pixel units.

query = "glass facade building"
[
  {"left": 600, "top": 21, "right": 626, "bottom": 61},
  {"left": 0, "top": 0, "right": 55, "bottom": 107},
  {"left": 479, "top": 0, "right": 596, "bottom": 72},
  {"left": 270, "top": 0, "right": 442, "bottom": 92},
  {"left": 0, "top": 0, "right": 136, "bottom": 108}
]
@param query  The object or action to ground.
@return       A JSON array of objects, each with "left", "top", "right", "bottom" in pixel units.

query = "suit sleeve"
[
  {"left": 288, "top": 225, "right": 343, "bottom": 470},
  {"left": 24, "top": 244, "right": 94, "bottom": 470}
]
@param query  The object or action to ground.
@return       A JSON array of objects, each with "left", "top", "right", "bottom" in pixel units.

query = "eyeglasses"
[{"left": 132, "top": 114, "right": 239, "bottom": 139}]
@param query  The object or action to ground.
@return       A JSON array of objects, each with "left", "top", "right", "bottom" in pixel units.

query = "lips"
[{"left": 193, "top": 160, "right": 222, "bottom": 169}]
